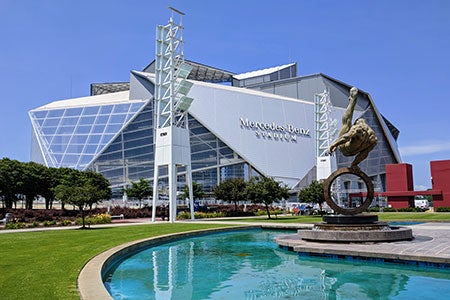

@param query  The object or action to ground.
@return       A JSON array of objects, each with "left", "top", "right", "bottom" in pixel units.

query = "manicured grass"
[
  {"left": 0, "top": 223, "right": 235, "bottom": 300},
  {"left": 376, "top": 212, "right": 450, "bottom": 222},
  {"left": 225, "top": 212, "right": 450, "bottom": 223}
]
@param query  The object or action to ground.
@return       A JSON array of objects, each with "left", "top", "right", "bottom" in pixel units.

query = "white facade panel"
[{"left": 188, "top": 81, "right": 318, "bottom": 188}]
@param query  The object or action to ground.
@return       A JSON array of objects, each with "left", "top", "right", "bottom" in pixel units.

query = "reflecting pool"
[{"left": 104, "top": 229, "right": 450, "bottom": 299}]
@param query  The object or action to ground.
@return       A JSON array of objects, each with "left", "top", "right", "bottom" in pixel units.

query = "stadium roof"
[
  {"left": 143, "top": 59, "right": 235, "bottom": 83},
  {"left": 233, "top": 63, "right": 296, "bottom": 80}
]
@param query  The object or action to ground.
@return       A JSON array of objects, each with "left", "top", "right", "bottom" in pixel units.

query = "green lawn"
[
  {"left": 0, "top": 223, "right": 235, "bottom": 300},
  {"left": 224, "top": 212, "right": 450, "bottom": 223},
  {"left": 376, "top": 212, "right": 450, "bottom": 222}
]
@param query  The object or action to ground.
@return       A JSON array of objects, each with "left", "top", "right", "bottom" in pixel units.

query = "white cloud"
[
  {"left": 400, "top": 141, "right": 450, "bottom": 156},
  {"left": 414, "top": 184, "right": 430, "bottom": 191}
]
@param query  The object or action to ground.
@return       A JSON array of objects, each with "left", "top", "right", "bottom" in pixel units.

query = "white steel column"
[
  {"left": 186, "top": 164, "right": 195, "bottom": 220},
  {"left": 152, "top": 7, "right": 194, "bottom": 223},
  {"left": 315, "top": 89, "right": 337, "bottom": 181},
  {"left": 151, "top": 165, "right": 159, "bottom": 222},
  {"left": 168, "top": 163, "right": 177, "bottom": 223}
]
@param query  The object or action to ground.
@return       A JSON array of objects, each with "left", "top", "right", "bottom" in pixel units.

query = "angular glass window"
[
  {"left": 95, "top": 115, "right": 110, "bottom": 125},
  {"left": 92, "top": 125, "right": 105, "bottom": 134},
  {"left": 66, "top": 144, "right": 85, "bottom": 154},
  {"left": 87, "top": 135, "right": 102, "bottom": 144},
  {"left": 71, "top": 135, "right": 88, "bottom": 144},
  {"left": 75, "top": 126, "right": 91, "bottom": 134},
  {"left": 56, "top": 126, "right": 75, "bottom": 135},
  {"left": 78, "top": 155, "right": 94, "bottom": 167},
  {"left": 110, "top": 114, "right": 127, "bottom": 124},
  {"left": 30, "top": 100, "right": 147, "bottom": 171},
  {"left": 32, "top": 111, "right": 48, "bottom": 119},
  {"left": 33, "top": 118, "right": 45, "bottom": 127},
  {"left": 105, "top": 124, "right": 123, "bottom": 134},
  {"left": 61, "top": 117, "right": 79, "bottom": 126},
  {"left": 43, "top": 118, "right": 60, "bottom": 127},
  {"left": 62, "top": 154, "right": 79, "bottom": 166},
  {"left": 42, "top": 127, "right": 57, "bottom": 135},
  {"left": 99, "top": 105, "right": 113, "bottom": 115},
  {"left": 112, "top": 104, "right": 130, "bottom": 114},
  {"left": 100, "top": 134, "right": 115, "bottom": 145},
  {"left": 64, "top": 108, "right": 83, "bottom": 117},
  {"left": 84, "top": 144, "right": 98, "bottom": 154},
  {"left": 79, "top": 116, "right": 96, "bottom": 125},
  {"left": 47, "top": 109, "right": 65, "bottom": 118},
  {"left": 83, "top": 106, "right": 100, "bottom": 115}
]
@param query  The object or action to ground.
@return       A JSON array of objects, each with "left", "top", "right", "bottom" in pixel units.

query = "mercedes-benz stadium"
[{"left": 29, "top": 60, "right": 400, "bottom": 197}]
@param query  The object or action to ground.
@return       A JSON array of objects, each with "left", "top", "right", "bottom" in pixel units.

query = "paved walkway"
[{"left": 275, "top": 222, "right": 450, "bottom": 265}]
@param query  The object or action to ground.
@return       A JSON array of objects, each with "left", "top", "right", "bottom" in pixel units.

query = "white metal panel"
[{"left": 188, "top": 81, "right": 317, "bottom": 188}]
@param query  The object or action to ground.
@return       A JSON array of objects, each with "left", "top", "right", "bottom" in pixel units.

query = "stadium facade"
[{"left": 29, "top": 60, "right": 401, "bottom": 197}]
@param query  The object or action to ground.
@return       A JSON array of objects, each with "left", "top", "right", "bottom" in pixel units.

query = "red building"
[{"left": 382, "top": 160, "right": 450, "bottom": 208}]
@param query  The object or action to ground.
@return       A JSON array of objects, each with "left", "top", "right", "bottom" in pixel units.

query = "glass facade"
[
  {"left": 31, "top": 97, "right": 255, "bottom": 195},
  {"left": 29, "top": 100, "right": 147, "bottom": 170},
  {"left": 89, "top": 102, "right": 154, "bottom": 187}
]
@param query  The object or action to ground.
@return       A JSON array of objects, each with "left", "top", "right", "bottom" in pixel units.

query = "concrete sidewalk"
[{"left": 275, "top": 222, "right": 450, "bottom": 265}]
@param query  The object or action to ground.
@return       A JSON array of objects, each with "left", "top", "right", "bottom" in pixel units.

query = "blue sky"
[{"left": 1, "top": 0, "right": 449, "bottom": 189}]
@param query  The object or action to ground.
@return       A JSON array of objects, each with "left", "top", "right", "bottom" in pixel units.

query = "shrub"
[
  {"left": 75, "top": 214, "right": 111, "bottom": 225},
  {"left": 224, "top": 210, "right": 255, "bottom": 217},
  {"left": 381, "top": 207, "right": 396, "bottom": 212},
  {"left": 367, "top": 207, "right": 380, "bottom": 212},
  {"left": 397, "top": 207, "right": 423, "bottom": 212},
  {"left": 436, "top": 207, "right": 450, "bottom": 212},
  {"left": 5, "top": 222, "right": 26, "bottom": 229},
  {"left": 177, "top": 211, "right": 227, "bottom": 220},
  {"left": 176, "top": 211, "right": 191, "bottom": 219},
  {"left": 26, "top": 221, "right": 40, "bottom": 228},
  {"left": 43, "top": 220, "right": 57, "bottom": 227},
  {"left": 109, "top": 206, "right": 152, "bottom": 218},
  {"left": 59, "top": 219, "right": 73, "bottom": 226}
]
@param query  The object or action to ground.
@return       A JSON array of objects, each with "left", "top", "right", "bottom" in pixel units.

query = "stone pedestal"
[
  {"left": 323, "top": 214, "right": 378, "bottom": 224},
  {"left": 297, "top": 214, "right": 413, "bottom": 242}
]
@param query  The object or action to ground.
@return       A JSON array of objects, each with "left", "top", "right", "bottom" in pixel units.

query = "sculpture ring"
[{"left": 323, "top": 167, "right": 374, "bottom": 215}]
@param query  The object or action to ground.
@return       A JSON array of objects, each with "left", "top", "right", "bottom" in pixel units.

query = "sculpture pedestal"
[
  {"left": 298, "top": 214, "right": 413, "bottom": 242},
  {"left": 323, "top": 214, "right": 378, "bottom": 224}
]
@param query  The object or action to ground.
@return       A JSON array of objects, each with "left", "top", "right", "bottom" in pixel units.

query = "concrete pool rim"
[{"left": 77, "top": 225, "right": 261, "bottom": 300}]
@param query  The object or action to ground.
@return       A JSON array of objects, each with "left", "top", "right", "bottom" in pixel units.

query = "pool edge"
[{"left": 77, "top": 225, "right": 261, "bottom": 300}]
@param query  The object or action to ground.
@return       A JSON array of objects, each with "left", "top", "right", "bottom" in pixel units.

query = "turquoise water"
[
  {"left": 388, "top": 221, "right": 424, "bottom": 226},
  {"left": 104, "top": 229, "right": 450, "bottom": 300}
]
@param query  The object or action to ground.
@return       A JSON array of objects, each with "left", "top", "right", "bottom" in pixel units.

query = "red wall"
[
  {"left": 431, "top": 160, "right": 450, "bottom": 207},
  {"left": 386, "top": 163, "right": 414, "bottom": 191},
  {"left": 385, "top": 160, "right": 450, "bottom": 208},
  {"left": 385, "top": 164, "right": 414, "bottom": 208}
]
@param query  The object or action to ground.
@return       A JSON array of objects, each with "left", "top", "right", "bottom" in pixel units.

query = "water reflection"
[{"left": 104, "top": 230, "right": 450, "bottom": 300}]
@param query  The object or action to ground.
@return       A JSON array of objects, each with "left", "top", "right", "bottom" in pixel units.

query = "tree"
[
  {"left": 298, "top": 180, "right": 325, "bottom": 212},
  {"left": 19, "top": 162, "right": 47, "bottom": 209},
  {"left": 244, "top": 176, "right": 289, "bottom": 219},
  {"left": 38, "top": 167, "right": 61, "bottom": 209},
  {"left": 181, "top": 181, "right": 206, "bottom": 201},
  {"left": 54, "top": 167, "right": 80, "bottom": 210},
  {"left": 81, "top": 171, "right": 112, "bottom": 210},
  {"left": 54, "top": 170, "right": 111, "bottom": 228},
  {"left": 0, "top": 158, "right": 22, "bottom": 208},
  {"left": 123, "top": 178, "right": 152, "bottom": 208},
  {"left": 213, "top": 178, "right": 247, "bottom": 210}
]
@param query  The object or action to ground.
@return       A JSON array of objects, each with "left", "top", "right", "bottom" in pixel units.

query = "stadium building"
[{"left": 29, "top": 60, "right": 400, "bottom": 198}]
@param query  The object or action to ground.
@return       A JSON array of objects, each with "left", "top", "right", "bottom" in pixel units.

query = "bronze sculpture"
[
  {"left": 328, "top": 87, "right": 378, "bottom": 169},
  {"left": 324, "top": 87, "right": 378, "bottom": 215}
]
